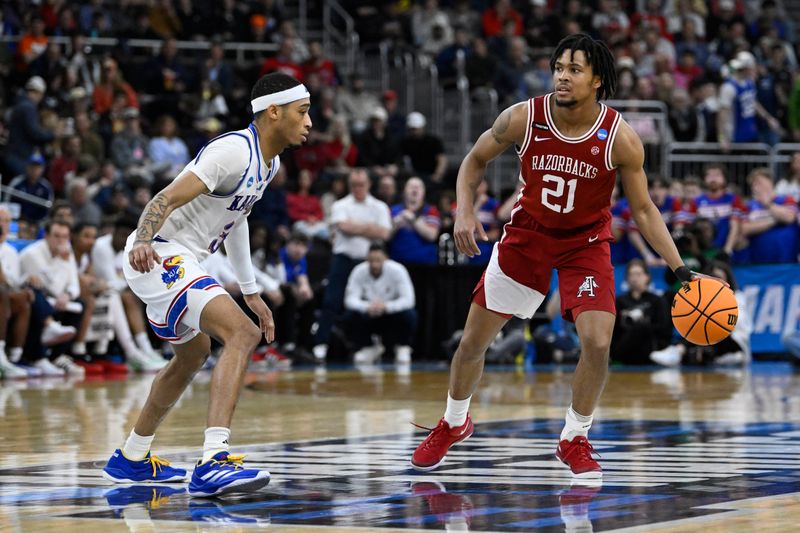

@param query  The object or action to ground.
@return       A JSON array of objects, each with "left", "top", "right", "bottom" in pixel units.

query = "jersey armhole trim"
[
  {"left": 515, "top": 98, "right": 534, "bottom": 156},
  {"left": 205, "top": 133, "right": 254, "bottom": 198},
  {"left": 604, "top": 112, "right": 622, "bottom": 172}
]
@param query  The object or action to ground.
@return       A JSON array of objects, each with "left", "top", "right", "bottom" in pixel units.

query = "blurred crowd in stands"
[{"left": 0, "top": 0, "right": 798, "bottom": 378}]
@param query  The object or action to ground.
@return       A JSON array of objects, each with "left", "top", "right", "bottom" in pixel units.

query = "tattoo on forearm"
[
  {"left": 491, "top": 109, "right": 511, "bottom": 144},
  {"left": 135, "top": 192, "right": 170, "bottom": 243}
]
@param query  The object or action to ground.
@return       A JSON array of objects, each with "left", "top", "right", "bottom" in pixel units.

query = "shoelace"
[
  {"left": 562, "top": 438, "right": 601, "bottom": 462},
  {"left": 148, "top": 489, "right": 171, "bottom": 510},
  {"left": 411, "top": 420, "right": 447, "bottom": 450},
  {"left": 210, "top": 454, "right": 246, "bottom": 470},
  {"left": 145, "top": 455, "right": 172, "bottom": 478}
]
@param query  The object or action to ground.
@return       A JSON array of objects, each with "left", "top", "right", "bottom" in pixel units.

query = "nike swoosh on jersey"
[
  {"left": 534, "top": 136, "right": 551, "bottom": 142},
  {"left": 588, "top": 235, "right": 599, "bottom": 242}
]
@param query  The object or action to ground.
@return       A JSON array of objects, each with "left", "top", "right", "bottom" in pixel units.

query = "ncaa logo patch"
[
  {"left": 161, "top": 256, "right": 185, "bottom": 289},
  {"left": 597, "top": 128, "right": 609, "bottom": 141}
]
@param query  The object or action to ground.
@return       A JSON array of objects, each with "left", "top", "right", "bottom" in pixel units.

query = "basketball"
[{"left": 671, "top": 278, "right": 738, "bottom": 346}]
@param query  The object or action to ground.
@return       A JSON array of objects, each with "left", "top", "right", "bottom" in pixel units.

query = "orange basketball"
[{"left": 671, "top": 278, "right": 738, "bottom": 346}]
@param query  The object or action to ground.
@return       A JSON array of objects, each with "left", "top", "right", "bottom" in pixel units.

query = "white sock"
[
  {"left": 443, "top": 392, "right": 471, "bottom": 428},
  {"left": 9, "top": 347, "right": 22, "bottom": 363},
  {"left": 122, "top": 430, "right": 155, "bottom": 461},
  {"left": 560, "top": 405, "right": 593, "bottom": 442},
  {"left": 135, "top": 331, "right": 154, "bottom": 353},
  {"left": 0, "top": 340, "right": 6, "bottom": 353},
  {"left": 202, "top": 427, "right": 231, "bottom": 463},
  {"left": 72, "top": 341, "right": 86, "bottom": 356}
]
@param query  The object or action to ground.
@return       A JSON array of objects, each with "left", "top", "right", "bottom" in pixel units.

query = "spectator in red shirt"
[
  {"left": 481, "top": 0, "right": 522, "bottom": 38},
  {"left": 48, "top": 135, "right": 82, "bottom": 196},
  {"left": 292, "top": 133, "right": 327, "bottom": 180},
  {"left": 302, "top": 41, "right": 338, "bottom": 87},
  {"left": 259, "top": 39, "right": 304, "bottom": 81},
  {"left": 287, "top": 169, "right": 328, "bottom": 240},
  {"left": 92, "top": 58, "right": 138, "bottom": 116},
  {"left": 629, "top": 0, "right": 670, "bottom": 40},
  {"left": 320, "top": 116, "right": 358, "bottom": 179},
  {"left": 674, "top": 49, "right": 703, "bottom": 89}
]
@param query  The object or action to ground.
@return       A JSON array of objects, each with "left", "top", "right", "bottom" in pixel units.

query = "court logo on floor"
[{"left": 2, "top": 419, "right": 800, "bottom": 531}]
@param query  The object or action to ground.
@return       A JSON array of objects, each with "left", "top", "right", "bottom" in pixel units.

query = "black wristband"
[{"left": 674, "top": 266, "right": 693, "bottom": 283}]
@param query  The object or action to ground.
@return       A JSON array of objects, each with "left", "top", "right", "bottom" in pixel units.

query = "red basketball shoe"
[
  {"left": 410, "top": 416, "right": 473, "bottom": 471},
  {"left": 556, "top": 436, "right": 602, "bottom": 478},
  {"left": 412, "top": 481, "right": 473, "bottom": 526},
  {"left": 74, "top": 359, "right": 104, "bottom": 375}
]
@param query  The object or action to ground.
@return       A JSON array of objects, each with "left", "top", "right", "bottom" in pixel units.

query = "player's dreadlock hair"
[
  {"left": 550, "top": 33, "right": 617, "bottom": 101},
  {"left": 250, "top": 72, "right": 303, "bottom": 118}
]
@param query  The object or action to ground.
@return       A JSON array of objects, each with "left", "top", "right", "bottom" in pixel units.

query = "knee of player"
[
  {"left": 237, "top": 323, "right": 262, "bottom": 352},
  {"left": 579, "top": 334, "right": 611, "bottom": 358},
  {"left": 455, "top": 337, "right": 490, "bottom": 361}
]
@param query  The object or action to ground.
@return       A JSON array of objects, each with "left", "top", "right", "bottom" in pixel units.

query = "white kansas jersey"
[{"left": 153, "top": 123, "right": 279, "bottom": 261}]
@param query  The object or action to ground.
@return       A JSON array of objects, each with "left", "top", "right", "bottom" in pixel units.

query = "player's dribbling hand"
[
  {"left": 454, "top": 211, "right": 488, "bottom": 258},
  {"left": 244, "top": 293, "right": 275, "bottom": 343},
  {"left": 674, "top": 265, "right": 730, "bottom": 288},
  {"left": 129, "top": 241, "right": 161, "bottom": 273}
]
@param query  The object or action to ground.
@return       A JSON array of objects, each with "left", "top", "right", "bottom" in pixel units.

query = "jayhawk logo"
[{"left": 161, "top": 256, "right": 185, "bottom": 289}]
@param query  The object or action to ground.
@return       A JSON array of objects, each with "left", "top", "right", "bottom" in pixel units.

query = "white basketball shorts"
[{"left": 123, "top": 235, "right": 228, "bottom": 344}]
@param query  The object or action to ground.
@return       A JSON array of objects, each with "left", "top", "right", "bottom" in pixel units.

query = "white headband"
[{"left": 251, "top": 85, "right": 310, "bottom": 113}]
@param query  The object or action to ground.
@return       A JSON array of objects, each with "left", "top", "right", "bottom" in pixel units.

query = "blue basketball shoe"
[
  {"left": 189, "top": 500, "right": 271, "bottom": 525},
  {"left": 103, "top": 449, "right": 188, "bottom": 483},
  {"left": 105, "top": 485, "right": 186, "bottom": 509},
  {"left": 188, "top": 452, "right": 270, "bottom": 497}
]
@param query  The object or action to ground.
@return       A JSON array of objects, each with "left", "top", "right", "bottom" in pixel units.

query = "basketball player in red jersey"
[{"left": 410, "top": 34, "right": 704, "bottom": 479}]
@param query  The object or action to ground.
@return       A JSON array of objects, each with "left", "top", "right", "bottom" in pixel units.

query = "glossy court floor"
[{"left": 2, "top": 362, "right": 800, "bottom": 532}]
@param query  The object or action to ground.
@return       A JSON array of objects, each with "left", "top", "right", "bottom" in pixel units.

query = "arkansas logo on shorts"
[
  {"left": 577, "top": 276, "right": 598, "bottom": 298},
  {"left": 160, "top": 256, "right": 185, "bottom": 289}
]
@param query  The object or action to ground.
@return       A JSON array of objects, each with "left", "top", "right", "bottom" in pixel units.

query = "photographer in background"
[{"left": 610, "top": 259, "right": 671, "bottom": 365}]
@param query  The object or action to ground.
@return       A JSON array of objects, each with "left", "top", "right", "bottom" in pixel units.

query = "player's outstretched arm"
[
  {"left": 615, "top": 122, "right": 728, "bottom": 286},
  {"left": 455, "top": 103, "right": 527, "bottom": 257},
  {"left": 129, "top": 172, "right": 209, "bottom": 273},
  {"left": 615, "top": 122, "right": 685, "bottom": 272}
]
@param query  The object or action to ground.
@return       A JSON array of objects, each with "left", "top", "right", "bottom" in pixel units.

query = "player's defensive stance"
[
  {"left": 410, "top": 34, "right": 701, "bottom": 479},
  {"left": 102, "top": 73, "right": 311, "bottom": 496}
]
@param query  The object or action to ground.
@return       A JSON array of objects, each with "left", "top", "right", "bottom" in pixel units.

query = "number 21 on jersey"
[{"left": 541, "top": 173, "right": 576, "bottom": 214}]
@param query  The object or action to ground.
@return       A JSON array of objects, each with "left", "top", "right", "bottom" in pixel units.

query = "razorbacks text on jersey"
[
  {"left": 152, "top": 123, "right": 279, "bottom": 260},
  {"left": 513, "top": 93, "right": 622, "bottom": 232}
]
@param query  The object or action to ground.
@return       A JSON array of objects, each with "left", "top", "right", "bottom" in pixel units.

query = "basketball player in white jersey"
[{"left": 102, "top": 73, "right": 311, "bottom": 497}]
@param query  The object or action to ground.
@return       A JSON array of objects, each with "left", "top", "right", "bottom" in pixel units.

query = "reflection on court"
[{"left": 1, "top": 364, "right": 800, "bottom": 532}]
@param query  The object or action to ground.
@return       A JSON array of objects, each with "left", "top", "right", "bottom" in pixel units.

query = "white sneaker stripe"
[{"left": 208, "top": 470, "right": 236, "bottom": 483}]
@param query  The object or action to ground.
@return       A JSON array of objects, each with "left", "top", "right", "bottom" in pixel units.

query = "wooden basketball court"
[{"left": 1, "top": 363, "right": 799, "bottom": 532}]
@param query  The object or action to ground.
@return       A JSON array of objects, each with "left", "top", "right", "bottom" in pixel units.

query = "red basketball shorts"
[{"left": 472, "top": 208, "right": 616, "bottom": 322}]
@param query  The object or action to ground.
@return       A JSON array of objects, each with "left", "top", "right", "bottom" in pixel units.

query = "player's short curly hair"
[
  {"left": 250, "top": 72, "right": 303, "bottom": 118},
  {"left": 550, "top": 33, "right": 617, "bottom": 101}
]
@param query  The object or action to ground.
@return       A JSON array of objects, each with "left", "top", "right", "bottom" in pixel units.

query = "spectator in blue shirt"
[
  {"left": 741, "top": 167, "right": 799, "bottom": 264},
  {"left": 717, "top": 51, "right": 781, "bottom": 148},
  {"left": 4, "top": 77, "right": 55, "bottom": 178},
  {"left": 275, "top": 232, "right": 315, "bottom": 360},
  {"left": 684, "top": 164, "right": 745, "bottom": 259},
  {"left": 6, "top": 153, "right": 53, "bottom": 223},
  {"left": 389, "top": 177, "right": 441, "bottom": 265}
]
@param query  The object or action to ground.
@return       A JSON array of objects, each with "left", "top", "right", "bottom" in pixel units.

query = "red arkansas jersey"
[{"left": 514, "top": 93, "right": 622, "bottom": 231}]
